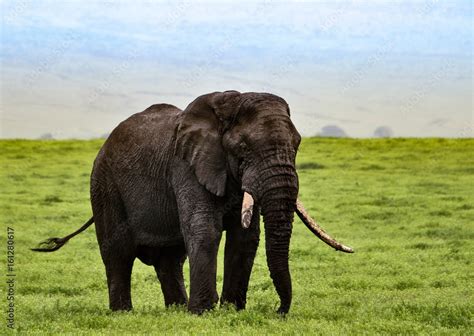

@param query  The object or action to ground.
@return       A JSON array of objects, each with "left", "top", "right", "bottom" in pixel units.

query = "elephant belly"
[
  {"left": 131, "top": 206, "right": 183, "bottom": 247},
  {"left": 118, "top": 175, "right": 183, "bottom": 247}
]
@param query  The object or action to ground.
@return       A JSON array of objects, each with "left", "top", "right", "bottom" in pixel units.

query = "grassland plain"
[{"left": 1, "top": 138, "right": 473, "bottom": 335}]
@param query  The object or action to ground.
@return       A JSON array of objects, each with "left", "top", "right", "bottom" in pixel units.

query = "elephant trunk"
[
  {"left": 261, "top": 183, "right": 297, "bottom": 315},
  {"left": 241, "top": 151, "right": 298, "bottom": 314}
]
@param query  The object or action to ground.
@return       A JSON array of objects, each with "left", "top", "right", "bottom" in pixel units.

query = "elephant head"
[{"left": 175, "top": 90, "right": 353, "bottom": 314}]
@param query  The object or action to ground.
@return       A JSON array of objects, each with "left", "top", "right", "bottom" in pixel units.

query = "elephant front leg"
[
  {"left": 184, "top": 213, "right": 222, "bottom": 314},
  {"left": 221, "top": 209, "right": 260, "bottom": 310}
]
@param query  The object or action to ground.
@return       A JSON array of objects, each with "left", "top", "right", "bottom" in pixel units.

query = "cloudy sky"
[{"left": 1, "top": 0, "right": 472, "bottom": 139}]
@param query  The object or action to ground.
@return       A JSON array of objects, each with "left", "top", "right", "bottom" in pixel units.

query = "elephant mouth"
[{"left": 240, "top": 191, "right": 354, "bottom": 253}]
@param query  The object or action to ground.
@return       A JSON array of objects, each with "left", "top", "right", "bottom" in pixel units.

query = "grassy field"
[{"left": 1, "top": 138, "right": 473, "bottom": 335}]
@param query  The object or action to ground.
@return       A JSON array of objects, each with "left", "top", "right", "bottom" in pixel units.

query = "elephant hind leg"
[
  {"left": 154, "top": 245, "right": 188, "bottom": 307},
  {"left": 105, "top": 252, "right": 135, "bottom": 311},
  {"left": 92, "top": 172, "right": 135, "bottom": 311},
  {"left": 99, "top": 219, "right": 136, "bottom": 311}
]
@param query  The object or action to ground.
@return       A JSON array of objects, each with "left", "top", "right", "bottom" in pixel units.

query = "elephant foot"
[
  {"left": 276, "top": 304, "right": 290, "bottom": 315},
  {"left": 109, "top": 302, "right": 133, "bottom": 312},
  {"left": 188, "top": 293, "right": 218, "bottom": 314},
  {"left": 220, "top": 296, "right": 246, "bottom": 310},
  {"left": 187, "top": 303, "right": 216, "bottom": 315}
]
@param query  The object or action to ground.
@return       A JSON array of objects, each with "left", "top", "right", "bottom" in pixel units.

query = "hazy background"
[{"left": 1, "top": 0, "right": 472, "bottom": 139}]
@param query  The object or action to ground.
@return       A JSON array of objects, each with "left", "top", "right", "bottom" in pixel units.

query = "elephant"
[{"left": 32, "top": 91, "right": 353, "bottom": 315}]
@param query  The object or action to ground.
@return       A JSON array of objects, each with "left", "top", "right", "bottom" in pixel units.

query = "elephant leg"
[
  {"left": 99, "top": 220, "right": 135, "bottom": 311},
  {"left": 154, "top": 245, "right": 188, "bottom": 307},
  {"left": 104, "top": 251, "right": 134, "bottom": 311},
  {"left": 93, "top": 176, "right": 135, "bottom": 311},
  {"left": 221, "top": 209, "right": 260, "bottom": 310},
  {"left": 183, "top": 212, "right": 222, "bottom": 314}
]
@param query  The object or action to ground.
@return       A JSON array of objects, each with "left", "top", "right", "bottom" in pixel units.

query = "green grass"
[{"left": 1, "top": 138, "right": 473, "bottom": 335}]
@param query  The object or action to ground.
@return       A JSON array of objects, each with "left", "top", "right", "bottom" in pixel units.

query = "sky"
[{"left": 0, "top": 0, "right": 472, "bottom": 139}]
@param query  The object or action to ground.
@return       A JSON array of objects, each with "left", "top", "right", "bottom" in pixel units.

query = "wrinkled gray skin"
[{"left": 91, "top": 91, "right": 301, "bottom": 314}]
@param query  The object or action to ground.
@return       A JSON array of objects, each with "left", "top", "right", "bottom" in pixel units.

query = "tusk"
[
  {"left": 241, "top": 192, "right": 254, "bottom": 229},
  {"left": 296, "top": 199, "right": 354, "bottom": 253}
]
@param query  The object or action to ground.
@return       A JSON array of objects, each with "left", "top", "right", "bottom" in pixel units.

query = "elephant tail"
[{"left": 31, "top": 217, "right": 94, "bottom": 252}]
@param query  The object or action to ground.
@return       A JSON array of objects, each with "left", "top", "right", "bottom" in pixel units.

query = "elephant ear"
[{"left": 175, "top": 92, "right": 239, "bottom": 197}]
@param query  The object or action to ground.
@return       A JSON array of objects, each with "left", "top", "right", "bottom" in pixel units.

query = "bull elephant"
[{"left": 32, "top": 91, "right": 353, "bottom": 315}]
